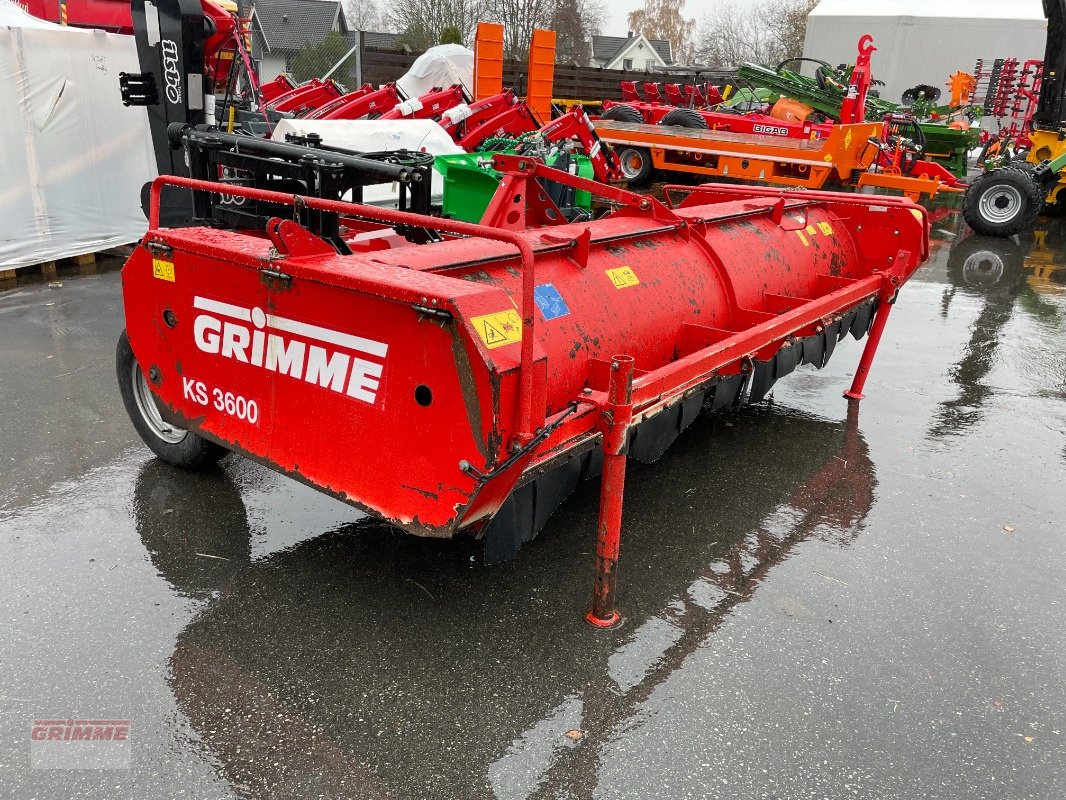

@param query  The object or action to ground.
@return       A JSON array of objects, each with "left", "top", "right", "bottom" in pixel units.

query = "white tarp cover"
[
  {"left": 271, "top": 118, "right": 463, "bottom": 205},
  {"left": 0, "top": 1, "right": 155, "bottom": 270},
  {"left": 803, "top": 0, "right": 1046, "bottom": 104},
  {"left": 395, "top": 44, "right": 474, "bottom": 99}
]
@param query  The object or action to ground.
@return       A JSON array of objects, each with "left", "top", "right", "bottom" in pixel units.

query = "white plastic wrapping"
[
  {"left": 270, "top": 118, "right": 464, "bottom": 206},
  {"left": 395, "top": 44, "right": 474, "bottom": 99},
  {"left": 0, "top": 2, "right": 156, "bottom": 270}
]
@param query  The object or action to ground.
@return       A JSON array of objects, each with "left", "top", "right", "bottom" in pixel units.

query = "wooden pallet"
[{"left": 0, "top": 245, "right": 135, "bottom": 283}]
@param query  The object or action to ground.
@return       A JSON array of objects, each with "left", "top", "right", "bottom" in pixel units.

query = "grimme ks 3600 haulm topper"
[{"left": 118, "top": 129, "right": 929, "bottom": 625}]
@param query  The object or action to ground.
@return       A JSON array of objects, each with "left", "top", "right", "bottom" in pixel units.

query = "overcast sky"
[{"left": 601, "top": 0, "right": 759, "bottom": 37}]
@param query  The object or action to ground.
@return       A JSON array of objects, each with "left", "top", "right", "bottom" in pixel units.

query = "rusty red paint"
[{"left": 586, "top": 356, "right": 635, "bottom": 628}]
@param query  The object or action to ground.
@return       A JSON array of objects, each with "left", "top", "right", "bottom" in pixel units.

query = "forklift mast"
[
  {"left": 1033, "top": 0, "right": 1066, "bottom": 129},
  {"left": 127, "top": 0, "right": 209, "bottom": 179}
]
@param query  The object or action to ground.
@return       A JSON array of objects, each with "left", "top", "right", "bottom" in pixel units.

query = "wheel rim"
[
  {"left": 961, "top": 250, "right": 1005, "bottom": 287},
  {"left": 620, "top": 149, "right": 645, "bottom": 180},
  {"left": 978, "top": 184, "right": 1024, "bottom": 223},
  {"left": 131, "top": 363, "right": 187, "bottom": 444}
]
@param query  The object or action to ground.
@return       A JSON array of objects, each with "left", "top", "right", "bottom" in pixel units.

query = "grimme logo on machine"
[
  {"left": 191, "top": 296, "right": 387, "bottom": 404},
  {"left": 161, "top": 39, "right": 182, "bottom": 104}
]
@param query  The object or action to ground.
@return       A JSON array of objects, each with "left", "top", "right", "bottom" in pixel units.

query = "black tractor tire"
[
  {"left": 946, "top": 233, "right": 1023, "bottom": 289},
  {"left": 600, "top": 104, "right": 645, "bottom": 124},
  {"left": 616, "top": 145, "right": 655, "bottom": 187},
  {"left": 962, "top": 167, "right": 1045, "bottom": 237},
  {"left": 116, "top": 330, "right": 227, "bottom": 469},
  {"left": 658, "top": 108, "right": 708, "bottom": 129}
]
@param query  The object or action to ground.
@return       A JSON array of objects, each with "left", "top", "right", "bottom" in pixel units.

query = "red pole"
[
  {"left": 844, "top": 301, "right": 894, "bottom": 401},
  {"left": 586, "top": 355, "right": 635, "bottom": 628}
]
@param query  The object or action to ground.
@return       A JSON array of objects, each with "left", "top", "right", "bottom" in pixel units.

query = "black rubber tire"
[
  {"left": 116, "top": 330, "right": 227, "bottom": 469},
  {"left": 946, "top": 234, "right": 1023, "bottom": 289},
  {"left": 601, "top": 104, "right": 645, "bottom": 123},
  {"left": 962, "top": 167, "right": 1045, "bottom": 237},
  {"left": 659, "top": 108, "right": 708, "bottom": 129},
  {"left": 616, "top": 145, "right": 654, "bottom": 187}
]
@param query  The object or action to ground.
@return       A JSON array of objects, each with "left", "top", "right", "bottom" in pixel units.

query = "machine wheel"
[
  {"left": 962, "top": 167, "right": 1045, "bottom": 237},
  {"left": 600, "top": 104, "right": 645, "bottom": 123},
  {"left": 116, "top": 330, "right": 227, "bottom": 469},
  {"left": 947, "top": 234, "right": 1023, "bottom": 288},
  {"left": 617, "top": 146, "right": 654, "bottom": 187},
  {"left": 659, "top": 108, "right": 707, "bottom": 129}
]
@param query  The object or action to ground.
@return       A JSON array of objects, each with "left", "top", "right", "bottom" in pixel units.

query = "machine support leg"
[
  {"left": 587, "top": 355, "right": 635, "bottom": 628},
  {"left": 844, "top": 299, "right": 895, "bottom": 401}
]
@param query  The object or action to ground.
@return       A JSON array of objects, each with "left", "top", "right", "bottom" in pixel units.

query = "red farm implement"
[{"left": 118, "top": 131, "right": 928, "bottom": 623}]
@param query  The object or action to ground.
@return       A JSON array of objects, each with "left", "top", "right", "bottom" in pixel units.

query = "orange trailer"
[{"left": 594, "top": 119, "right": 955, "bottom": 200}]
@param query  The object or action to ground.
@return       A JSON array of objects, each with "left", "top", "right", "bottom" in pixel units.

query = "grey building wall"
[{"left": 803, "top": 14, "right": 1046, "bottom": 104}]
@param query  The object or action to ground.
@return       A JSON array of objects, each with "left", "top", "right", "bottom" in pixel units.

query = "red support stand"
[
  {"left": 844, "top": 253, "right": 909, "bottom": 401},
  {"left": 586, "top": 355, "right": 635, "bottom": 628},
  {"left": 843, "top": 301, "right": 894, "bottom": 401}
]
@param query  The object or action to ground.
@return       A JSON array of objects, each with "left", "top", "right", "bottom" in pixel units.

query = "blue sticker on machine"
[{"left": 534, "top": 283, "right": 570, "bottom": 321}]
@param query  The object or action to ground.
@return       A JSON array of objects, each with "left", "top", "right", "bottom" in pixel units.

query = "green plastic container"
[{"left": 435, "top": 152, "right": 593, "bottom": 223}]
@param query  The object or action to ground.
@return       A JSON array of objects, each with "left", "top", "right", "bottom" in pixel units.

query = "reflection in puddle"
[
  {"left": 929, "top": 216, "right": 1066, "bottom": 439},
  {"left": 133, "top": 400, "right": 876, "bottom": 799}
]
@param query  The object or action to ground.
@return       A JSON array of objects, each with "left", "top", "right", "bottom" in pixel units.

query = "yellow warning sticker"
[
  {"left": 152, "top": 258, "right": 175, "bottom": 282},
  {"left": 471, "top": 309, "right": 523, "bottom": 349},
  {"left": 844, "top": 130, "right": 853, "bottom": 150},
  {"left": 805, "top": 224, "right": 817, "bottom": 236},
  {"left": 910, "top": 208, "right": 924, "bottom": 221},
  {"left": 795, "top": 230, "right": 809, "bottom": 247},
  {"left": 605, "top": 266, "right": 640, "bottom": 289},
  {"left": 817, "top": 221, "right": 834, "bottom": 236}
]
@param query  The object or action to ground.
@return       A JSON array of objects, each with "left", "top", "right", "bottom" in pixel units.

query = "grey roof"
[
  {"left": 591, "top": 34, "right": 673, "bottom": 66},
  {"left": 250, "top": 0, "right": 344, "bottom": 53},
  {"left": 361, "top": 31, "right": 403, "bottom": 49}
]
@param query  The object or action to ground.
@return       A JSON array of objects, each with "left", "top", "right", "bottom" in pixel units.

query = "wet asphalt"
[{"left": 1, "top": 206, "right": 1064, "bottom": 800}]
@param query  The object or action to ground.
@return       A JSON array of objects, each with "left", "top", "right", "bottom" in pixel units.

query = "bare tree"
[
  {"left": 482, "top": 0, "right": 554, "bottom": 60},
  {"left": 627, "top": 0, "right": 695, "bottom": 65},
  {"left": 344, "top": 0, "right": 387, "bottom": 31},
  {"left": 755, "top": 0, "right": 818, "bottom": 64},
  {"left": 693, "top": 0, "right": 817, "bottom": 68},
  {"left": 387, "top": 0, "right": 485, "bottom": 48}
]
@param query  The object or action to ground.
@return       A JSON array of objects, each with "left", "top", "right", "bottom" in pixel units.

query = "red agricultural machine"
[{"left": 116, "top": 119, "right": 929, "bottom": 622}]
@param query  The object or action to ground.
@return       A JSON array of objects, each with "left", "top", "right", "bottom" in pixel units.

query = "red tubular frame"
[
  {"left": 147, "top": 175, "right": 541, "bottom": 441},
  {"left": 587, "top": 355, "right": 635, "bottom": 628}
]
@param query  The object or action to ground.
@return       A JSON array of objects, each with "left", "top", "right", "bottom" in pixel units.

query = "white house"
[
  {"left": 591, "top": 34, "right": 674, "bottom": 71},
  {"left": 246, "top": 0, "right": 351, "bottom": 82}
]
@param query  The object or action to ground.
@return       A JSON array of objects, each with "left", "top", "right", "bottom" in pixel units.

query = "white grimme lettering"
[
  {"left": 221, "top": 323, "right": 250, "bottom": 362},
  {"left": 305, "top": 346, "right": 349, "bottom": 392},
  {"left": 194, "top": 315, "right": 221, "bottom": 352},
  {"left": 265, "top": 335, "right": 305, "bottom": 377},
  {"left": 348, "top": 358, "right": 383, "bottom": 403},
  {"left": 191, "top": 301, "right": 387, "bottom": 405}
]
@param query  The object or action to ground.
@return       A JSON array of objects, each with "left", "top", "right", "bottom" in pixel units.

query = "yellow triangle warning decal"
[
  {"left": 471, "top": 310, "right": 523, "bottom": 349},
  {"left": 482, "top": 320, "right": 507, "bottom": 344}
]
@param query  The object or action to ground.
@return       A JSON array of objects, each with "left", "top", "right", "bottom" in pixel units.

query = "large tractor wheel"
[
  {"left": 658, "top": 108, "right": 708, "bottom": 129},
  {"left": 600, "top": 104, "right": 645, "bottom": 124},
  {"left": 617, "top": 145, "right": 654, "bottom": 187},
  {"left": 116, "top": 330, "right": 227, "bottom": 469},
  {"left": 962, "top": 167, "right": 1045, "bottom": 237}
]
